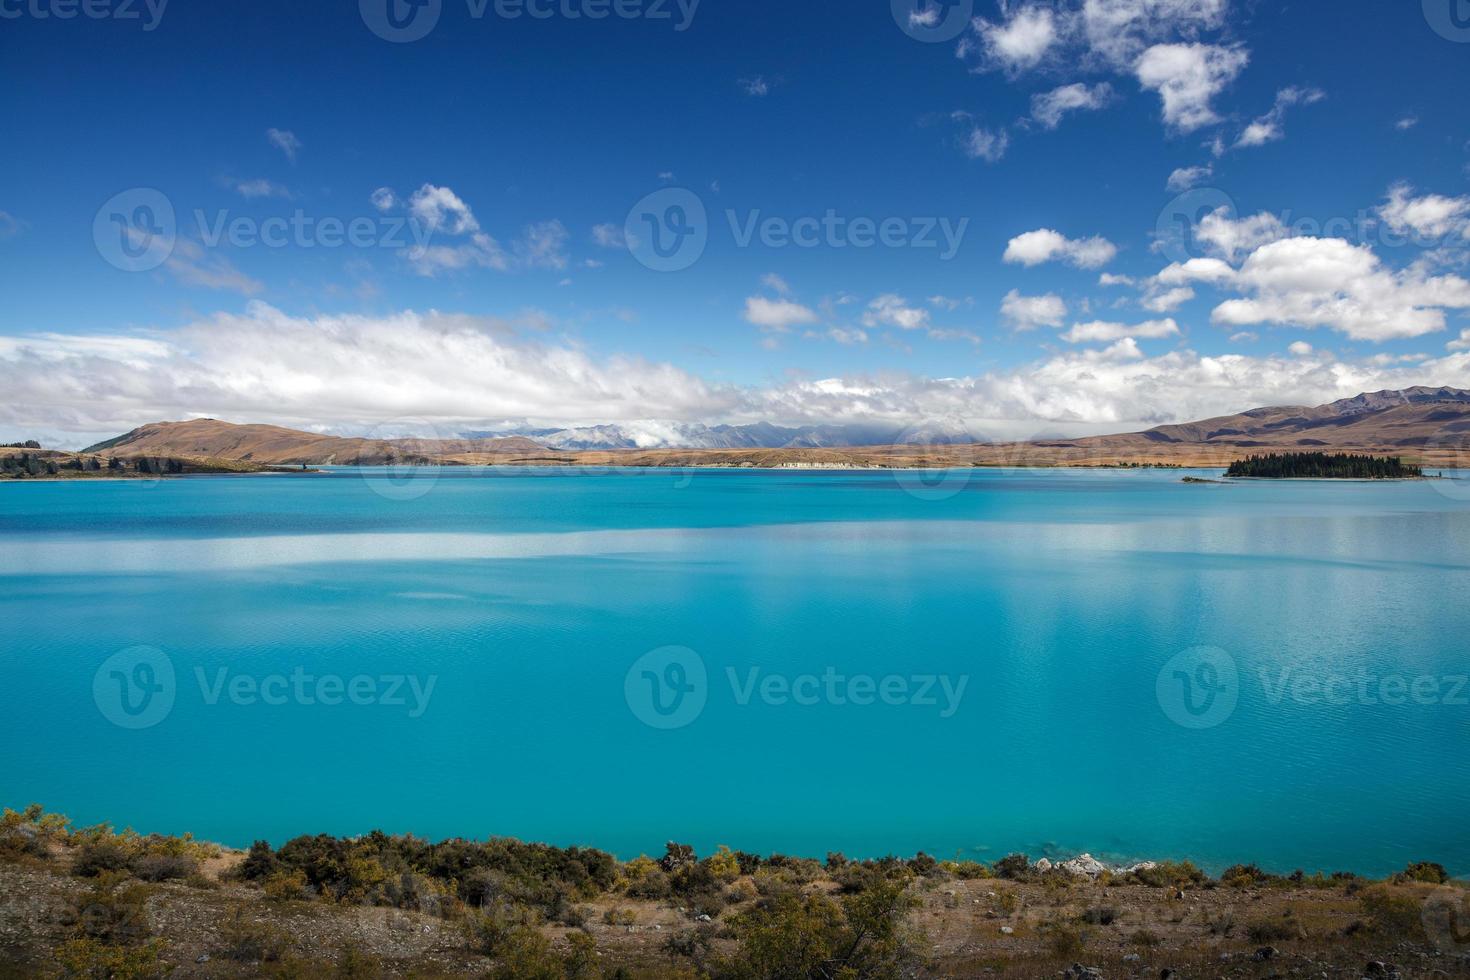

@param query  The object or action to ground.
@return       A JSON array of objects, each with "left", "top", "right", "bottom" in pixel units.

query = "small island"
[{"left": 1225, "top": 452, "right": 1423, "bottom": 480}]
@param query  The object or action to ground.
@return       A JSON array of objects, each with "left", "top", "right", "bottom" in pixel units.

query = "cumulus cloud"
[
  {"left": 1141, "top": 286, "right": 1195, "bottom": 312},
  {"left": 592, "top": 223, "right": 626, "bottom": 248},
  {"left": 1234, "top": 86, "right": 1324, "bottom": 149},
  {"left": 370, "top": 187, "right": 398, "bottom": 212},
  {"left": 1166, "top": 164, "right": 1213, "bottom": 192},
  {"left": 1210, "top": 236, "right": 1470, "bottom": 341},
  {"left": 409, "top": 184, "right": 480, "bottom": 235},
  {"left": 1031, "top": 82, "right": 1114, "bottom": 129},
  {"left": 1377, "top": 183, "right": 1470, "bottom": 241},
  {"left": 1134, "top": 43, "right": 1249, "bottom": 132},
  {"left": 862, "top": 294, "right": 931, "bottom": 330},
  {"left": 973, "top": 6, "right": 1059, "bottom": 73},
  {"left": 744, "top": 296, "right": 819, "bottom": 332},
  {"left": 1288, "top": 340, "right": 1313, "bottom": 356},
  {"left": 954, "top": 117, "right": 1010, "bottom": 162},
  {"left": 1194, "top": 208, "right": 1289, "bottom": 262},
  {"left": 1001, "top": 289, "right": 1068, "bottom": 330},
  {"left": 1060, "top": 318, "right": 1181, "bottom": 343},
  {"left": 10, "top": 303, "right": 1470, "bottom": 447},
  {"left": 1004, "top": 228, "right": 1117, "bottom": 268}
]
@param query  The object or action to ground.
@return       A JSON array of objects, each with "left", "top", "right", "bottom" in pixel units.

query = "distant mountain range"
[
  {"left": 462, "top": 420, "right": 978, "bottom": 451},
  {"left": 75, "top": 386, "right": 1470, "bottom": 468}
]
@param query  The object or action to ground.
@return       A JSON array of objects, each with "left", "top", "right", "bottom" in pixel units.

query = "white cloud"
[
  {"left": 408, "top": 184, "right": 480, "bottom": 235},
  {"left": 1099, "top": 273, "right": 1135, "bottom": 286},
  {"left": 958, "top": 122, "right": 1010, "bottom": 162},
  {"left": 1081, "top": 0, "right": 1230, "bottom": 69},
  {"left": 1234, "top": 86, "right": 1325, "bottom": 149},
  {"left": 1166, "top": 164, "right": 1213, "bottom": 192},
  {"left": 515, "top": 220, "right": 570, "bottom": 271},
  {"left": 739, "top": 75, "right": 770, "bottom": 96},
  {"left": 975, "top": 6, "right": 1059, "bottom": 72},
  {"left": 1001, "top": 289, "right": 1068, "bottom": 330},
  {"left": 1288, "top": 340, "right": 1313, "bottom": 356},
  {"left": 1134, "top": 43, "right": 1249, "bottom": 132},
  {"left": 266, "top": 128, "right": 301, "bottom": 163},
  {"left": 1377, "top": 183, "right": 1470, "bottom": 240},
  {"left": 1449, "top": 329, "right": 1470, "bottom": 352},
  {"left": 403, "top": 233, "right": 510, "bottom": 277},
  {"left": 824, "top": 326, "right": 868, "bottom": 345},
  {"left": 1004, "top": 228, "right": 1117, "bottom": 268},
  {"left": 232, "top": 178, "right": 290, "bottom": 200},
  {"left": 1211, "top": 236, "right": 1470, "bottom": 341},
  {"left": 761, "top": 273, "right": 793, "bottom": 296},
  {"left": 592, "top": 223, "right": 626, "bottom": 248},
  {"left": 744, "top": 296, "right": 818, "bottom": 332},
  {"left": 862, "top": 294, "right": 931, "bottom": 331},
  {"left": 1031, "top": 82, "right": 1114, "bottom": 129},
  {"left": 1228, "top": 331, "right": 1257, "bottom": 343},
  {"left": 1060, "top": 318, "right": 1181, "bottom": 343},
  {"left": 1194, "top": 208, "right": 1288, "bottom": 262},
  {"left": 1141, "top": 286, "right": 1195, "bottom": 312},
  {"left": 11, "top": 304, "right": 1470, "bottom": 447},
  {"left": 164, "top": 240, "right": 264, "bottom": 296},
  {"left": 928, "top": 295, "right": 974, "bottom": 311},
  {"left": 370, "top": 187, "right": 398, "bottom": 212},
  {"left": 927, "top": 328, "right": 983, "bottom": 346},
  {"left": 1395, "top": 116, "right": 1419, "bottom": 131},
  {"left": 1154, "top": 256, "right": 1236, "bottom": 285}
]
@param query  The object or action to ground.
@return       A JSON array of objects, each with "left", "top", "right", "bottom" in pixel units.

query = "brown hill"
[
  {"left": 81, "top": 387, "right": 1470, "bottom": 469},
  {"left": 85, "top": 419, "right": 549, "bottom": 466}
]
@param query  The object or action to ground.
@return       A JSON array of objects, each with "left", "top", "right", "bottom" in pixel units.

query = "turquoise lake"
[{"left": 3, "top": 466, "right": 1468, "bottom": 876}]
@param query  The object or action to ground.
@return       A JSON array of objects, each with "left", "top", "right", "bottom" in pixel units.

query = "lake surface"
[{"left": 3, "top": 466, "right": 1469, "bottom": 876}]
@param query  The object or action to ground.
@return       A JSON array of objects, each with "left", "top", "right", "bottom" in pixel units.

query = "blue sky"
[{"left": 3, "top": 0, "right": 1470, "bottom": 445}]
